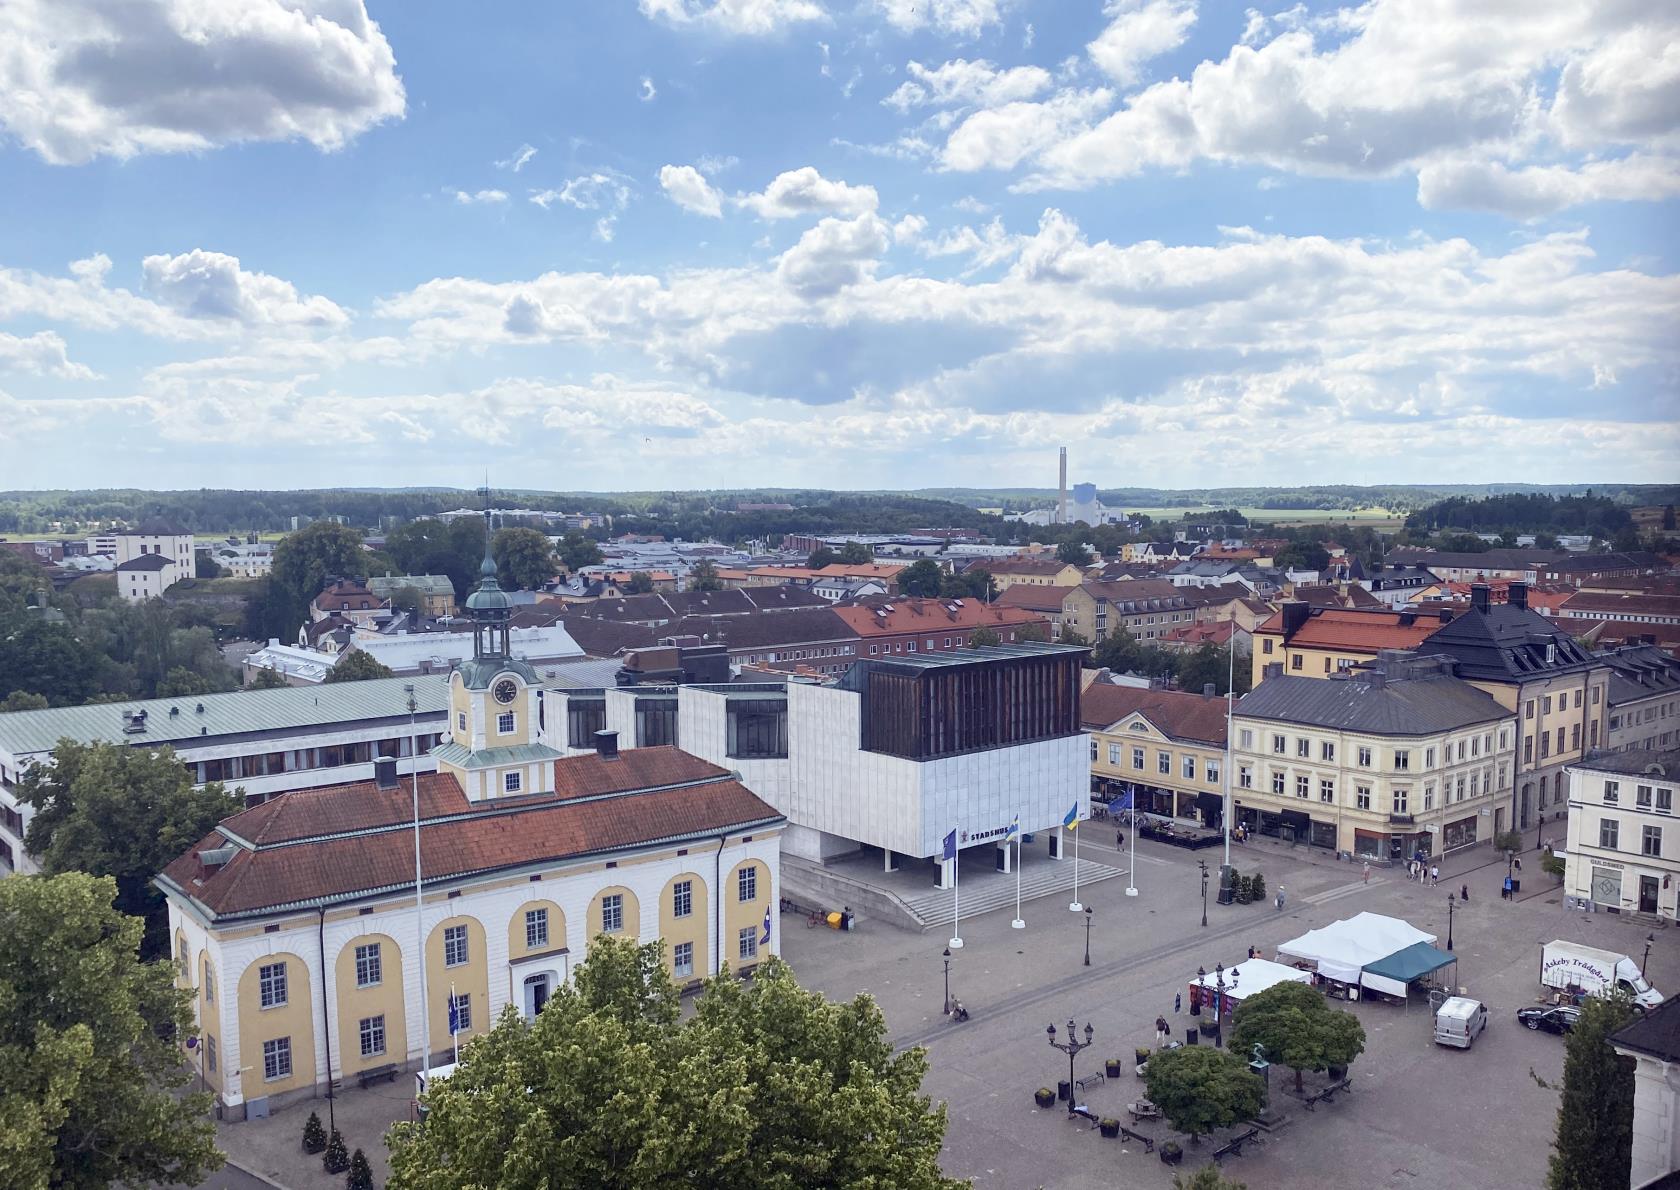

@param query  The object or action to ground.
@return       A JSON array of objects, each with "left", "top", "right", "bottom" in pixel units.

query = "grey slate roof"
[
  {"left": 115, "top": 554, "right": 176, "bottom": 572},
  {"left": 1612, "top": 993, "right": 1680, "bottom": 1062},
  {"left": 1417, "top": 604, "right": 1600, "bottom": 682},
  {"left": 1233, "top": 672, "right": 1510, "bottom": 736},
  {"left": 1599, "top": 644, "right": 1680, "bottom": 707},
  {"left": 0, "top": 675, "right": 449, "bottom": 758},
  {"left": 1573, "top": 748, "right": 1680, "bottom": 779}
]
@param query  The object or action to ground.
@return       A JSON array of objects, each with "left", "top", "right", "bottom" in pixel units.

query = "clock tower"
[{"left": 434, "top": 495, "right": 562, "bottom": 802}]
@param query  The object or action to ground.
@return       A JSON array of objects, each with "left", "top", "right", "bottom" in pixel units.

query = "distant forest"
[{"left": 1404, "top": 493, "right": 1663, "bottom": 539}]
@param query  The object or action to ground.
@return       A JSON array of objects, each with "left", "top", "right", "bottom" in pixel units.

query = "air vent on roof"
[
  {"left": 169, "top": 706, "right": 180, "bottom": 716},
  {"left": 121, "top": 709, "right": 148, "bottom": 734},
  {"left": 195, "top": 703, "right": 205, "bottom": 713}
]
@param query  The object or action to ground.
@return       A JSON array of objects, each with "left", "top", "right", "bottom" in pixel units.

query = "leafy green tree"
[
  {"left": 387, "top": 938, "right": 965, "bottom": 1190},
  {"left": 0, "top": 871, "right": 223, "bottom": 1189},
  {"left": 625, "top": 571, "right": 656, "bottom": 594},
  {"left": 1016, "top": 621, "right": 1050, "bottom": 643},
  {"left": 1175, "top": 1165, "right": 1247, "bottom": 1190},
  {"left": 1548, "top": 995, "right": 1636, "bottom": 1190},
  {"left": 193, "top": 552, "right": 222, "bottom": 579},
  {"left": 1177, "top": 643, "right": 1246, "bottom": 696},
  {"left": 1056, "top": 540, "right": 1092, "bottom": 565},
  {"left": 1092, "top": 627, "right": 1144, "bottom": 674},
  {"left": 942, "top": 567, "right": 996, "bottom": 601},
  {"left": 1610, "top": 526, "right": 1642, "bottom": 553},
  {"left": 493, "top": 527, "right": 558, "bottom": 590},
  {"left": 386, "top": 518, "right": 486, "bottom": 598},
  {"left": 899, "top": 559, "right": 944, "bottom": 597},
  {"left": 1229, "top": 981, "right": 1366, "bottom": 1093},
  {"left": 156, "top": 666, "right": 214, "bottom": 698},
  {"left": 247, "top": 667, "right": 289, "bottom": 690},
  {"left": 1535, "top": 532, "right": 1561, "bottom": 550},
  {"left": 557, "top": 531, "right": 605, "bottom": 573},
  {"left": 0, "top": 617, "right": 102, "bottom": 706},
  {"left": 0, "top": 690, "right": 49, "bottom": 712},
  {"left": 689, "top": 559, "right": 723, "bottom": 592},
  {"left": 325, "top": 650, "right": 397, "bottom": 684},
  {"left": 968, "top": 627, "right": 1001, "bottom": 648},
  {"left": 19, "top": 740, "right": 239, "bottom": 960},
  {"left": 806, "top": 546, "right": 838, "bottom": 570},
  {"left": 1143, "top": 1046, "right": 1264, "bottom": 1142},
  {"left": 270, "top": 521, "right": 379, "bottom": 635},
  {"left": 837, "top": 540, "right": 874, "bottom": 565},
  {"left": 387, "top": 584, "right": 426, "bottom": 619},
  {"left": 1059, "top": 627, "right": 1089, "bottom": 646},
  {"left": 347, "top": 1148, "right": 375, "bottom": 1190}
]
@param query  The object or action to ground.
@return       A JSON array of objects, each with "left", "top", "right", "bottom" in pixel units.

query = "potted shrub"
[
  {"left": 347, "top": 1149, "right": 374, "bottom": 1190},
  {"left": 323, "top": 1128, "right": 350, "bottom": 1175},
  {"left": 1034, "top": 1087, "right": 1056, "bottom": 1108},
  {"left": 1135, "top": 1046, "right": 1151, "bottom": 1067},
  {"left": 1159, "top": 1141, "right": 1183, "bottom": 1165},
  {"left": 1250, "top": 872, "right": 1267, "bottom": 902},
  {"left": 1327, "top": 1063, "right": 1348, "bottom": 1081},
  {"left": 301, "top": 1111, "right": 326, "bottom": 1155},
  {"left": 1099, "top": 1118, "right": 1121, "bottom": 1138},
  {"left": 1105, "top": 1057, "right": 1123, "bottom": 1079},
  {"left": 1236, "top": 876, "right": 1253, "bottom": 904}
]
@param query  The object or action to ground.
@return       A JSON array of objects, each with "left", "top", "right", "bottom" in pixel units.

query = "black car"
[{"left": 1517, "top": 1005, "right": 1581, "bottom": 1035}]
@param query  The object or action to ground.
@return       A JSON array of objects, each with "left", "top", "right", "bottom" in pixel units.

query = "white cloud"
[
  {"left": 941, "top": 88, "right": 1113, "bottom": 171},
  {"left": 883, "top": 59, "right": 1052, "bottom": 112},
  {"left": 697, "top": 153, "right": 740, "bottom": 176},
  {"left": 452, "top": 189, "right": 510, "bottom": 205},
  {"left": 659, "top": 165, "right": 725, "bottom": 217},
  {"left": 0, "top": 0, "right": 404, "bottom": 165},
  {"left": 530, "top": 172, "right": 633, "bottom": 212},
  {"left": 1416, "top": 154, "right": 1680, "bottom": 219},
  {"left": 874, "top": 0, "right": 1005, "bottom": 38},
  {"left": 638, "top": 0, "right": 828, "bottom": 36},
  {"left": 639, "top": 76, "right": 658, "bottom": 102},
  {"left": 496, "top": 144, "right": 538, "bottom": 172},
  {"left": 0, "top": 330, "right": 98, "bottom": 379},
  {"left": 776, "top": 213, "right": 890, "bottom": 296},
  {"left": 739, "top": 166, "right": 879, "bottom": 218},
  {"left": 1087, "top": 0, "right": 1197, "bottom": 87},
  {"left": 139, "top": 250, "right": 350, "bottom": 329}
]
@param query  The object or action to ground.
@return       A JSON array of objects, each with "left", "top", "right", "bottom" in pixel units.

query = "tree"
[
  {"left": 325, "top": 649, "right": 397, "bottom": 684},
  {"left": 386, "top": 938, "right": 965, "bottom": 1190},
  {"left": 1610, "top": 525, "right": 1642, "bottom": 553},
  {"left": 1143, "top": 1046, "right": 1265, "bottom": 1142},
  {"left": 156, "top": 665, "right": 214, "bottom": 698},
  {"left": 0, "top": 871, "right": 223, "bottom": 1188},
  {"left": 324, "top": 1128, "right": 350, "bottom": 1175},
  {"left": 968, "top": 627, "right": 1001, "bottom": 648},
  {"left": 899, "top": 559, "right": 944, "bottom": 597},
  {"left": 557, "top": 531, "right": 605, "bottom": 574},
  {"left": 1229, "top": 981, "right": 1366, "bottom": 1093},
  {"left": 689, "top": 559, "right": 723, "bottom": 592},
  {"left": 943, "top": 567, "right": 995, "bottom": 601},
  {"left": 806, "top": 547, "right": 838, "bottom": 570},
  {"left": 625, "top": 571, "right": 656, "bottom": 594},
  {"left": 1092, "top": 627, "right": 1144, "bottom": 674},
  {"left": 493, "top": 527, "right": 558, "bottom": 591},
  {"left": 194, "top": 552, "right": 222, "bottom": 579},
  {"left": 1535, "top": 532, "right": 1561, "bottom": 550},
  {"left": 348, "top": 1148, "right": 375, "bottom": 1190},
  {"left": 1175, "top": 1165, "right": 1247, "bottom": 1190},
  {"left": 0, "top": 617, "right": 102, "bottom": 707},
  {"left": 0, "top": 690, "right": 48, "bottom": 712},
  {"left": 19, "top": 740, "right": 239, "bottom": 960},
  {"left": 1178, "top": 643, "right": 1242, "bottom": 696},
  {"left": 1059, "top": 627, "right": 1089, "bottom": 646},
  {"left": 247, "top": 667, "right": 289, "bottom": 690},
  {"left": 1057, "top": 540, "right": 1092, "bottom": 566},
  {"left": 270, "top": 521, "right": 377, "bottom": 635},
  {"left": 1664, "top": 504, "right": 1677, "bottom": 532},
  {"left": 1548, "top": 995, "right": 1636, "bottom": 1190},
  {"left": 837, "top": 540, "right": 874, "bottom": 565},
  {"left": 388, "top": 584, "right": 427, "bottom": 619},
  {"left": 1016, "top": 621, "right": 1050, "bottom": 643}
]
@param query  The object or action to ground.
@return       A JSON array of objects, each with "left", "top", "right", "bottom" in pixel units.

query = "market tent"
[
  {"left": 1191, "top": 958, "right": 1311, "bottom": 1001},
  {"left": 1359, "top": 940, "right": 1455, "bottom": 997},
  {"left": 1276, "top": 913, "right": 1437, "bottom": 985}
]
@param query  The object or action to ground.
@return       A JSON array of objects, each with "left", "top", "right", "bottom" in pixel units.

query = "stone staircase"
[{"left": 904, "top": 862, "right": 1128, "bottom": 929}]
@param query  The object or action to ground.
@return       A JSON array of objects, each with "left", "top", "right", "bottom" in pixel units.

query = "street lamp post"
[
  {"left": 1198, "top": 860, "right": 1210, "bottom": 928},
  {"left": 1047, "top": 1019, "right": 1095, "bottom": 1116},
  {"left": 1083, "top": 906, "right": 1093, "bottom": 967},
  {"left": 1643, "top": 934, "right": 1655, "bottom": 981},
  {"left": 943, "top": 947, "right": 952, "bottom": 1015},
  {"left": 1446, "top": 892, "right": 1455, "bottom": 952}
]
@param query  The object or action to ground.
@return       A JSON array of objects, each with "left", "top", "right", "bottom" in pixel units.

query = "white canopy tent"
[
  {"left": 1276, "top": 912, "right": 1437, "bottom": 986},
  {"left": 1189, "top": 958, "right": 1312, "bottom": 1010}
]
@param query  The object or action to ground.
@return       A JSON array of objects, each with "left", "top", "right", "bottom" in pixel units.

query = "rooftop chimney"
[
  {"left": 593, "top": 729, "right": 620, "bottom": 760},
  {"left": 373, "top": 755, "right": 399, "bottom": 791},
  {"left": 1438, "top": 607, "right": 1454, "bottom": 624},
  {"left": 1280, "top": 600, "right": 1311, "bottom": 639},
  {"left": 1508, "top": 581, "right": 1528, "bottom": 610},
  {"left": 1202, "top": 682, "right": 1217, "bottom": 699},
  {"left": 1470, "top": 583, "right": 1491, "bottom": 614}
]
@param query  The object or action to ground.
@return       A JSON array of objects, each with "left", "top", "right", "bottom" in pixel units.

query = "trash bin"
[
  {"left": 826, "top": 911, "right": 843, "bottom": 929},
  {"left": 1058, "top": 1080, "right": 1072, "bottom": 1102},
  {"left": 1510, "top": 879, "right": 1520, "bottom": 894},
  {"left": 1186, "top": 1027, "right": 1199, "bottom": 1046}
]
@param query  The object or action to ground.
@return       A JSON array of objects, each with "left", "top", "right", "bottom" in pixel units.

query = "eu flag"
[
  {"left": 941, "top": 829, "right": 957, "bottom": 861},
  {"left": 448, "top": 996, "right": 460, "bottom": 1035}
]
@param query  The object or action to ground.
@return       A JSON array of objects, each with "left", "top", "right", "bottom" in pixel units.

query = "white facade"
[
  {"left": 1619, "top": 1047, "right": 1680, "bottom": 1189},
  {"left": 116, "top": 531, "right": 194, "bottom": 574},
  {"left": 347, "top": 624, "right": 583, "bottom": 676},
  {"left": 116, "top": 558, "right": 181, "bottom": 602},
  {"left": 1564, "top": 753, "right": 1680, "bottom": 918}
]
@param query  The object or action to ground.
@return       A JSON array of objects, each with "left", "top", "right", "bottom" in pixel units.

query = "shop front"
[
  {"left": 1441, "top": 814, "right": 1480, "bottom": 854},
  {"left": 1237, "top": 804, "right": 1327, "bottom": 849}
]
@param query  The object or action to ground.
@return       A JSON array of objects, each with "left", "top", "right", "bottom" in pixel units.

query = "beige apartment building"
[{"left": 1082, "top": 683, "right": 1230, "bottom": 828}]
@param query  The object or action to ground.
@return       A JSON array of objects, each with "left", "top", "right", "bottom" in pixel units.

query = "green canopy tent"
[{"left": 1360, "top": 940, "right": 1456, "bottom": 998}]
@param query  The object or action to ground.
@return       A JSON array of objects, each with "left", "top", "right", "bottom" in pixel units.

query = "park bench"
[
  {"left": 1074, "top": 1070, "right": 1105, "bottom": 1095},
  {"left": 1212, "top": 1126, "right": 1260, "bottom": 1162},
  {"left": 1117, "top": 1125, "right": 1155, "bottom": 1153},
  {"left": 1302, "top": 1077, "right": 1352, "bottom": 1111},
  {"left": 356, "top": 1063, "right": 399, "bottom": 1090},
  {"left": 1069, "top": 1105, "right": 1101, "bottom": 1129}
]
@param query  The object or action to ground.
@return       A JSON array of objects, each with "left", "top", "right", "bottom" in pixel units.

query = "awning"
[{"left": 1359, "top": 941, "right": 1455, "bottom": 997}]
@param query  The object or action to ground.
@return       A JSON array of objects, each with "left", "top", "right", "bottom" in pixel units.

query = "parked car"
[{"left": 1517, "top": 1005, "right": 1581, "bottom": 1035}]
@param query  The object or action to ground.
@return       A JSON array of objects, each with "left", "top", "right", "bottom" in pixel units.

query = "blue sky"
[{"left": 0, "top": 0, "right": 1676, "bottom": 492}]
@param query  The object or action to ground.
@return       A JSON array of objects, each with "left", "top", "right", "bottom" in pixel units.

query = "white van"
[{"left": 1434, "top": 997, "right": 1488, "bottom": 1049}]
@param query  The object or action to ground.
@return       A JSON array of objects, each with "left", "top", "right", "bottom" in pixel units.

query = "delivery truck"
[{"left": 1540, "top": 941, "right": 1663, "bottom": 1009}]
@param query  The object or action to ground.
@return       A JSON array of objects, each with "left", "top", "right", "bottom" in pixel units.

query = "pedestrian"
[
  {"left": 1514, "top": 856, "right": 1522, "bottom": 873},
  {"left": 1276, "top": 886, "right": 1286, "bottom": 911},
  {"left": 1174, "top": 991, "right": 1182, "bottom": 1015},
  {"left": 1362, "top": 861, "right": 1371, "bottom": 884},
  {"left": 1431, "top": 864, "right": 1440, "bottom": 885},
  {"left": 1502, "top": 876, "right": 1513, "bottom": 900},
  {"left": 1156, "top": 1015, "right": 1168, "bottom": 1044},
  {"left": 1247, "top": 945, "right": 1255, "bottom": 960},
  {"left": 1461, "top": 883, "right": 1470, "bottom": 903}
]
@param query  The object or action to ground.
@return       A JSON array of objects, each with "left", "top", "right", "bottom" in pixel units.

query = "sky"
[{"left": 0, "top": 0, "right": 1676, "bottom": 494}]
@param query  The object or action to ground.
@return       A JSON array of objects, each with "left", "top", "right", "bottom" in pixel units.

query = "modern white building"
[
  {"left": 1563, "top": 748, "right": 1680, "bottom": 918},
  {"left": 344, "top": 622, "right": 583, "bottom": 676}
]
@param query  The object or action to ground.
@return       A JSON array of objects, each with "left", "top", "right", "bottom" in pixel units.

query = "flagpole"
[
  {"left": 1069, "top": 810, "right": 1083, "bottom": 912},
  {"left": 949, "top": 827, "right": 963, "bottom": 949},
  {"left": 1011, "top": 810, "right": 1025, "bottom": 929},
  {"left": 1126, "top": 784, "right": 1139, "bottom": 897},
  {"left": 1224, "top": 636, "right": 1235, "bottom": 869}
]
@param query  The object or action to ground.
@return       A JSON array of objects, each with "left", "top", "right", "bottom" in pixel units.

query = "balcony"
[{"left": 1388, "top": 813, "right": 1415, "bottom": 826}]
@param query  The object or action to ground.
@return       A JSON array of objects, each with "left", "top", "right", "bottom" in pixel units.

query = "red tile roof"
[
  {"left": 831, "top": 598, "right": 1045, "bottom": 636},
  {"left": 1080, "top": 684, "right": 1230, "bottom": 745},
  {"left": 1255, "top": 607, "right": 1441, "bottom": 652},
  {"left": 995, "top": 584, "right": 1076, "bottom": 612}
]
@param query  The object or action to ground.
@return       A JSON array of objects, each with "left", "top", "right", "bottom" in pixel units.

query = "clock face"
[{"left": 492, "top": 678, "right": 519, "bottom": 705}]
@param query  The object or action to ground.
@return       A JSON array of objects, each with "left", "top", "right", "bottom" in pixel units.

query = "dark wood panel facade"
[{"left": 860, "top": 652, "right": 1084, "bottom": 760}]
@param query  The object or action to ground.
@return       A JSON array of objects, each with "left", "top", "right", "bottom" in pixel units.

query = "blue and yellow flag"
[
  {"left": 1004, "top": 813, "right": 1020, "bottom": 842},
  {"left": 1062, "top": 803, "right": 1079, "bottom": 830}
]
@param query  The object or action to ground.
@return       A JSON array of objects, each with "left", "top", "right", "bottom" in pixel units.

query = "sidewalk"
[{"left": 215, "top": 1082, "right": 409, "bottom": 1190}]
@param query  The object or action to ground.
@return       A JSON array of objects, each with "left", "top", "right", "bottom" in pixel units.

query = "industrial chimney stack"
[{"left": 1058, "top": 447, "right": 1068, "bottom": 524}]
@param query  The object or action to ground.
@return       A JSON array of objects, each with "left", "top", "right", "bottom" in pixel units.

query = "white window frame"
[
  {"left": 354, "top": 943, "right": 381, "bottom": 988},
  {"left": 738, "top": 866, "right": 757, "bottom": 903},
  {"left": 525, "top": 908, "right": 548, "bottom": 949},
  {"left": 673, "top": 940, "right": 694, "bottom": 978},
  {"left": 497, "top": 711, "right": 516, "bottom": 735},
  {"left": 258, "top": 962, "right": 288, "bottom": 1009},
  {"left": 263, "top": 1037, "right": 291, "bottom": 1081},
  {"left": 359, "top": 1014, "right": 386, "bottom": 1058},
  {"left": 738, "top": 926, "right": 758, "bottom": 961},
  {"left": 673, "top": 880, "right": 693, "bottom": 919},
  {"left": 602, "top": 893, "right": 624, "bottom": 933},
  {"left": 443, "top": 924, "right": 469, "bottom": 967}
]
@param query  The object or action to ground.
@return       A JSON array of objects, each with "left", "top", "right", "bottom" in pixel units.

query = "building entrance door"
[
  {"left": 1640, "top": 875, "right": 1659, "bottom": 914},
  {"left": 1519, "top": 785, "right": 1532, "bottom": 830},
  {"left": 523, "top": 973, "right": 551, "bottom": 1019}
]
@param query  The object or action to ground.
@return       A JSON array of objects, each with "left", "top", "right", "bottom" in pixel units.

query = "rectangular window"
[
  {"left": 525, "top": 908, "right": 548, "bottom": 949},
  {"left": 1455, "top": 740, "right": 1466, "bottom": 761},
  {"left": 1423, "top": 782, "right": 1435, "bottom": 810},
  {"left": 1497, "top": 762, "right": 1508, "bottom": 790},
  {"left": 1239, "top": 729, "right": 1254, "bottom": 749},
  {"left": 1543, "top": 695, "right": 1553, "bottom": 714},
  {"left": 1263, "top": 638, "right": 1273, "bottom": 654},
  {"left": 1291, "top": 775, "right": 1306, "bottom": 799},
  {"left": 1272, "top": 734, "right": 1286, "bottom": 754},
  {"left": 1541, "top": 733, "right": 1551, "bottom": 759},
  {"left": 601, "top": 894, "right": 623, "bottom": 934},
  {"left": 448, "top": 992, "right": 471, "bottom": 1032},
  {"left": 1358, "top": 747, "right": 1372, "bottom": 768},
  {"left": 1571, "top": 724, "right": 1581, "bottom": 750},
  {"left": 1238, "top": 765, "right": 1253, "bottom": 789},
  {"left": 1320, "top": 779, "right": 1334, "bottom": 803},
  {"left": 1356, "top": 785, "right": 1371, "bottom": 810},
  {"left": 457, "top": 711, "right": 467, "bottom": 732},
  {"left": 1660, "top": 787, "right": 1675, "bottom": 813},
  {"left": 1525, "top": 700, "right": 1535, "bottom": 719},
  {"left": 1638, "top": 785, "right": 1654, "bottom": 808},
  {"left": 206, "top": 1035, "right": 217, "bottom": 1073},
  {"left": 444, "top": 924, "right": 468, "bottom": 967},
  {"left": 1108, "top": 743, "right": 1120, "bottom": 765},
  {"left": 738, "top": 926, "right": 758, "bottom": 961},
  {"left": 1206, "top": 759, "right": 1221, "bottom": 785},
  {"left": 1524, "top": 735, "right": 1534, "bottom": 763},
  {"left": 1321, "top": 742, "right": 1335, "bottom": 762},
  {"left": 673, "top": 880, "right": 693, "bottom": 919},
  {"left": 1606, "top": 780, "right": 1621, "bottom": 803},
  {"left": 1183, "top": 755, "right": 1196, "bottom": 779},
  {"left": 738, "top": 866, "right": 758, "bottom": 903},
  {"left": 497, "top": 711, "right": 515, "bottom": 735},
  {"left": 1158, "top": 751, "right": 1172, "bottom": 775},
  {"left": 1393, "top": 788, "right": 1408, "bottom": 814},
  {"left": 1600, "top": 819, "right": 1619, "bottom": 850},
  {"left": 1132, "top": 747, "right": 1145, "bottom": 769},
  {"left": 1272, "top": 771, "right": 1285, "bottom": 795},
  {"left": 1575, "top": 689, "right": 1583, "bottom": 709},
  {"left": 263, "top": 1037, "right": 291, "bottom": 1081},
  {"left": 673, "top": 941, "right": 694, "bottom": 978},
  {"left": 355, "top": 943, "right": 381, "bottom": 988},
  {"left": 1296, "top": 738, "right": 1310, "bottom": 758},
  {"left": 259, "top": 962, "right": 287, "bottom": 1009},
  {"left": 1291, "top": 655, "right": 1302, "bottom": 670},
  {"left": 1644, "top": 825, "right": 1663, "bottom": 857},
  {"left": 359, "top": 1014, "right": 386, "bottom": 1058},
  {"left": 503, "top": 771, "right": 522, "bottom": 794},
  {"left": 1394, "top": 750, "right": 1410, "bottom": 771}
]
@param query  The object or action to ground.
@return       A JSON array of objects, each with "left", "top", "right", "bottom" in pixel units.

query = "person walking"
[
  {"left": 1431, "top": 864, "right": 1440, "bottom": 886},
  {"left": 1513, "top": 855, "right": 1522, "bottom": 873},
  {"left": 1362, "top": 861, "right": 1371, "bottom": 884},
  {"left": 1461, "top": 883, "right": 1469, "bottom": 903},
  {"left": 1502, "top": 875, "right": 1513, "bottom": 900},
  {"left": 1156, "top": 1015, "right": 1168, "bottom": 1044},
  {"left": 1174, "top": 991, "right": 1182, "bottom": 1015},
  {"left": 1247, "top": 945, "right": 1255, "bottom": 960},
  {"left": 1276, "top": 886, "right": 1286, "bottom": 911}
]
